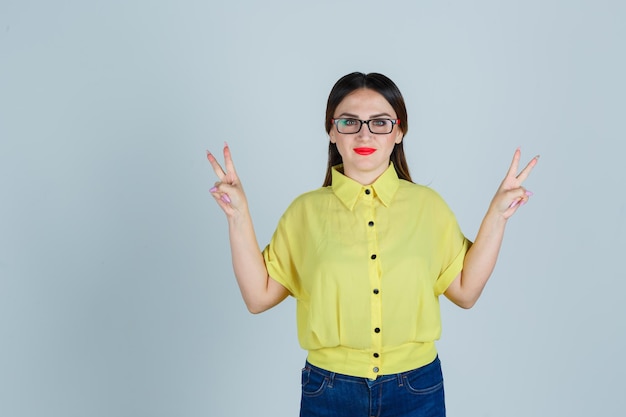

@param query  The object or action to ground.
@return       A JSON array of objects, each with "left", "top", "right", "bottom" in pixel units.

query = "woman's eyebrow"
[
  {"left": 336, "top": 112, "right": 394, "bottom": 119},
  {"left": 336, "top": 112, "right": 359, "bottom": 118},
  {"left": 369, "top": 113, "right": 393, "bottom": 119}
]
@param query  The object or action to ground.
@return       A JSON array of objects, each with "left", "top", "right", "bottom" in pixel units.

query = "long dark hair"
[{"left": 323, "top": 72, "right": 412, "bottom": 186}]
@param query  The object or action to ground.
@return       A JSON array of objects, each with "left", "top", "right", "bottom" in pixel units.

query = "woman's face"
[{"left": 329, "top": 88, "right": 404, "bottom": 185}]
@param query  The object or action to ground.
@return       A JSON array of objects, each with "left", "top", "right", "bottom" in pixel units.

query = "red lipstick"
[{"left": 354, "top": 147, "right": 376, "bottom": 155}]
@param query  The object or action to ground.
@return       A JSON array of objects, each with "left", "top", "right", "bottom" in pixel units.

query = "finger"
[
  {"left": 508, "top": 193, "right": 524, "bottom": 209},
  {"left": 507, "top": 189, "right": 533, "bottom": 209},
  {"left": 209, "top": 190, "right": 233, "bottom": 211},
  {"left": 206, "top": 150, "right": 226, "bottom": 179},
  {"left": 519, "top": 190, "right": 534, "bottom": 206},
  {"left": 515, "top": 155, "right": 540, "bottom": 183},
  {"left": 209, "top": 182, "right": 233, "bottom": 204},
  {"left": 223, "top": 142, "right": 238, "bottom": 178},
  {"left": 505, "top": 148, "right": 521, "bottom": 179}
]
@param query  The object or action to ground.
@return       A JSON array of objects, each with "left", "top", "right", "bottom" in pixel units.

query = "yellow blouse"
[{"left": 263, "top": 164, "right": 471, "bottom": 379}]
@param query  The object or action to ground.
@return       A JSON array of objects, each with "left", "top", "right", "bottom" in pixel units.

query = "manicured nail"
[
  {"left": 210, "top": 186, "right": 218, "bottom": 193},
  {"left": 525, "top": 190, "right": 534, "bottom": 197},
  {"left": 509, "top": 200, "right": 520, "bottom": 209},
  {"left": 520, "top": 200, "right": 527, "bottom": 206},
  {"left": 221, "top": 194, "right": 231, "bottom": 204}
]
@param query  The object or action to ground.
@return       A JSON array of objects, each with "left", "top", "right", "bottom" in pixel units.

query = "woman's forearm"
[
  {"left": 456, "top": 210, "right": 508, "bottom": 308},
  {"left": 228, "top": 212, "right": 269, "bottom": 307}
]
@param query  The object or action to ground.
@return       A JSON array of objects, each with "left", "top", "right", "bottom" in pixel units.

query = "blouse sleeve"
[
  {"left": 262, "top": 201, "right": 303, "bottom": 298},
  {"left": 431, "top": 194, "right": 472, "bottom": 296}
]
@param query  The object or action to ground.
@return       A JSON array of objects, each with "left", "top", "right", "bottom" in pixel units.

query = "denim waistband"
[{"left": 304, "top": 355, "right": 440, "bottom": 386}]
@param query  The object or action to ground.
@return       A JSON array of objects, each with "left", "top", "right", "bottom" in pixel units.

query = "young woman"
[{"left": 207, "top": 72, "right": 538, "bottom": 417}]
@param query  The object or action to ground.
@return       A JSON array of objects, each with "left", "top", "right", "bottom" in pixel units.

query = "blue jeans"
[{"left": 300, "top": 356, "right": 445, "bottom": 417}]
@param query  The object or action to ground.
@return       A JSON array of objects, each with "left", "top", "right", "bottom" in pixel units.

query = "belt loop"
[
  {"left": 327, "top": 372, "right": 336, "bottom": 388},
  {"left": 397, "top": 372, "right": 404, "bottom": 387}
]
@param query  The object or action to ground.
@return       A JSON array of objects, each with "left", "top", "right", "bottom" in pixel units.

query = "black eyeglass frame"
[{"left": 331, "top": 118, "right": 401, "bottom": 135}]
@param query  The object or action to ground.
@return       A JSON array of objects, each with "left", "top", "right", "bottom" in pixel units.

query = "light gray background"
[{"left": 1, "top": 0, "right": 624, "bottom": 416}]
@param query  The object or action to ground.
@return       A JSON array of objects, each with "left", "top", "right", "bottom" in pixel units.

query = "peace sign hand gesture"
[
  {"left": 444, "top": 148, "right": 540, "bottom": 308},
  {"left": 490, "top": 148, "right": 540, "bottom": 220},
  {"left": 207, "top": 142, "right": 248, "bottom": 219},
  {"left": 205, "top": 143, "right": 288, "bottom": 313}
]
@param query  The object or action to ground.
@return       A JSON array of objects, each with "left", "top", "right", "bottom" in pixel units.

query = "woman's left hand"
[
  {"left": 445, "top": 148, "right": 540, "bottom": 308},
  {"left": 490, "top": 148, "right": 540, "bottom": 219}
]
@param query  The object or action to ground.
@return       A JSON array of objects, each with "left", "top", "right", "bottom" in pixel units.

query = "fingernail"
[
  {"left": 210, "top": 186, "right": 218, "bottom": 193},
  {"left": 221, "top": 194, "right": 231, "bottom": 204},
  {"left": 520, "top": 200, "right": 527, "bottom": 206},
  {"left": 509, "top": 200, "right": 520, "bottom": 209},
  {"left": 224, "top": 141, "right": 229, "bottom": 148},
  {"left": 525, "top": 190, "right": 534, "bottom": 197}
]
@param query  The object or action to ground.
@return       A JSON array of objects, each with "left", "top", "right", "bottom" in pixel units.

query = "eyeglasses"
[{"left": 332, "top": 118, "right": 400, "bottom": 135}]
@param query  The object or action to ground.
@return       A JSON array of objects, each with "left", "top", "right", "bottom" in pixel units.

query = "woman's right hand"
[
  {"left": 206, "top": 142, "right": 289, "bottom": 313},
  {"left": 207, "top": 142, "right": 247, "bottom": 218}
]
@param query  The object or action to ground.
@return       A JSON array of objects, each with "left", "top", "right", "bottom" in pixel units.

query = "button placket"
[{"left": 364, "top": 189, "right": 382, "bottom": 376}]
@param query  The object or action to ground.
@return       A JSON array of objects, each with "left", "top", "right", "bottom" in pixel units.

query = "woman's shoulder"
[
  {"left": 398, "top": 179, "right": 444, "bottom": 200},
  {"left": 282, "top": 186, "right": 333, "bottom": 214},
  {"left": 292, "top": 185, "right": 332, "bottom": 202},
  {"left": 397, "top": 180, "right": 456, "bottom": 213}
]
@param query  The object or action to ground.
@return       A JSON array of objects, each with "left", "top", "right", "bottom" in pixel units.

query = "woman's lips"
[{"left": 354, "top": 147, "right": 377, "bottom": 155}]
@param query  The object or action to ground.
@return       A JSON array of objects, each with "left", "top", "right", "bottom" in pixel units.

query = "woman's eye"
[
  {"left": 343, "top": 119, "right": 358, "bottom": 126},
  {"left": 371, "top": 119, "right": 387, "bottom": 127}
]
